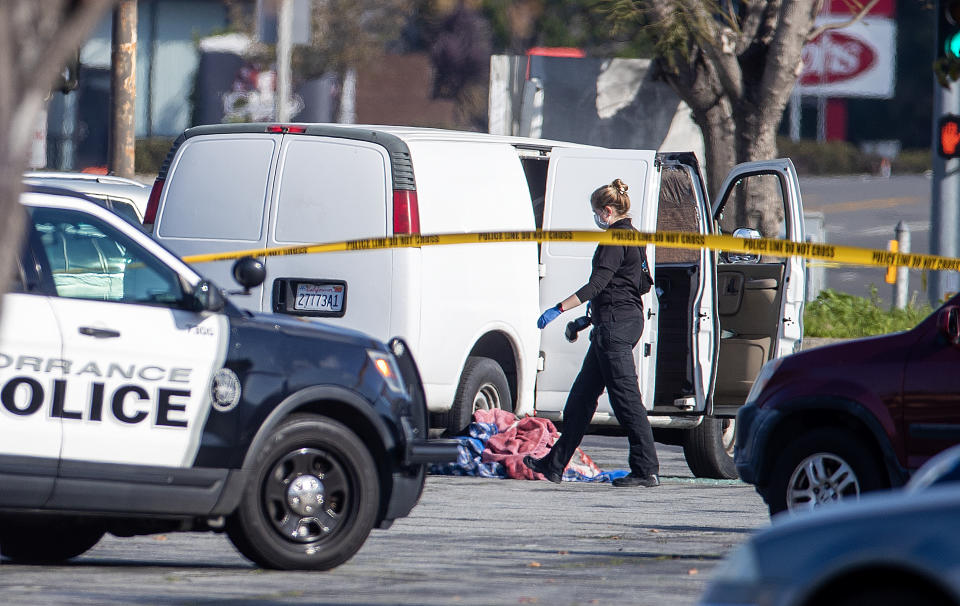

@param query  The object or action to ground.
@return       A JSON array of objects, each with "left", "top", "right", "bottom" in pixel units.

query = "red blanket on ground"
[{"left": 476, "top": 410, "right": 559, "bottom": 480}]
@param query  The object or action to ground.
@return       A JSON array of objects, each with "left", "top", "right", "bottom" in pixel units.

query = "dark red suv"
[{"left": 735, "top": 299, "right": 960, "bottom": 515}]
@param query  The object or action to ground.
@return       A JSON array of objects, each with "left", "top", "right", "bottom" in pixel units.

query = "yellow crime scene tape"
[{"left": 181, "top": 229, "right": 960, "bottom": 272}]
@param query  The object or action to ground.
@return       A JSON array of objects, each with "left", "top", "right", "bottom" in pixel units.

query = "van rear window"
[
  {"left": 273, "top": 139, "right": 388, "bottom": 243},
  {"left": 159, "top": 138, "right": 274, "bottom": 241}
]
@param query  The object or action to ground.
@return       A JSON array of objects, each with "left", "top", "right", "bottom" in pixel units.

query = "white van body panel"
[
  {"left": 536, "top": 148, "right": 660, "bottom": 421},
  {"left": 406, "top": 140, "right": 540, "bottom": 413}
]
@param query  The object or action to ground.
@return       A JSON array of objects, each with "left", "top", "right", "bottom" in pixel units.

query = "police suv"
[{"left": 2, "top": 186, "right": 456, "bottom": 570}]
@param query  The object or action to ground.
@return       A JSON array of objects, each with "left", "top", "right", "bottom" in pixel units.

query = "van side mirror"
[
  {"left": 231, "top": 257, "right": 265, "bottom": 295},
  {"left": 722, "top": 227, "right": 762, "bottom": 264},
  {"left": 939, "top": 305, "right": 960, "bottom": 346},
  {"left": 192, "top": 280, "right": 225, "bottom": 312}
]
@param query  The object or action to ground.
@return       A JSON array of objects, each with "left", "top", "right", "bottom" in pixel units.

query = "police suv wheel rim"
[
  {"left": 473, "top": 383, "right": 502, "bottom": 412},
  {"left": 786, "top": 452, "right": 860, "bottom": 512},
  {"left": 263, "top": 447, "right": 349, "bottom": 543}
]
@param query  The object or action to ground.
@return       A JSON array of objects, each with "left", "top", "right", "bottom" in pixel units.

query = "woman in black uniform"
[{"left": 524, "top": 178, "right": 660, "bottom": 487}]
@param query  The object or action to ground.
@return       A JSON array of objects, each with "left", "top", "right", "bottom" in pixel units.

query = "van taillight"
[
  {"left": 144, "top": 178, "right": 164, "bottom": 225},
  {"left": 266, "top": 124, "right": 306, "bottom": 133},
  {"left": 393, "top": 190, "right": 420, "bottom": 235}
]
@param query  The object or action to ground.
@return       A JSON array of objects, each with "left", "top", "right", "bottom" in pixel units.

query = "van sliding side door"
[{"left": 536, "top": 148, "right": 660, "bottom": 421}]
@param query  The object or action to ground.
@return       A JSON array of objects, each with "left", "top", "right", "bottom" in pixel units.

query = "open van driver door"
[{"left": 710, "top": 159, "right": 805, "bottom": 419}]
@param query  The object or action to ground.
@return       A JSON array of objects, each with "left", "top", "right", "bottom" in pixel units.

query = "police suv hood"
[{"left": 242, "top": 309, "right": 382, "bottom": 349}]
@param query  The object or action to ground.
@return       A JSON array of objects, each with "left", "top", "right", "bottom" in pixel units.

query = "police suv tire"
[
  {"left": 443, "top": 356, "right": 512, "bottom": 436},
  {"left": 764, "top": 427, "right": 884, "bottom": 516},
  {"left": 682, "top": 417, "right": 738, "bottom": 479},
  {"left": 226, "top": 414, "right": 380, "bottom": 570},
  {"left": 0, "top": 518, "right": 104, "bottom": 563}
]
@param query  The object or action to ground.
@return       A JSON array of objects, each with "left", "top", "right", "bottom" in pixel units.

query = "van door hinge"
[
  {"left": 654, "top": 157, "right": 662, "bottom": 170},
  {"left": 644, "top": 343, "right": 652, "bottom": 357},
  {"left": 538, "top": 263, "right": 546, "bottom": 278},
  {"left": 537, "top": 352, "right": 545, "bottom": 371}
]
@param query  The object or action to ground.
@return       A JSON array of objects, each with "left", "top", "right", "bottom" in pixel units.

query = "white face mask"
[{"left": 593, "top": 210, "right": 609, "bottom": 230}]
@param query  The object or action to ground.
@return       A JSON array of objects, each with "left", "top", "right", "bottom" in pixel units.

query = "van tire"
[
  {"left": 442, "top": 357, "right": 512, "bottom": 436},
  {"left": 226, "top": 414, "right": 380, "bottom": 570},
  {"left": 682, "top": 417, "right": 738, "bottom": 479}
]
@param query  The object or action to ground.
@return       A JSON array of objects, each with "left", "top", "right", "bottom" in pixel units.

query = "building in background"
[
  {"left": 788, "top": 0, "right": 897, "bottom": 148},
  {"left": 45, "top": 0, "right": 234, "bottom": 171},
  {"left": 488, "top": 51, "right": 704, "bottom": 163}
]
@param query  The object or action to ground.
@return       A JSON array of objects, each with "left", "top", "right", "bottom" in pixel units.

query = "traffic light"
[
  {"left": 940, "top": 0, "right": 960, "bottom": 61},
  {"left": 939, "top": 114, "right": 960, "bottom": 158}
]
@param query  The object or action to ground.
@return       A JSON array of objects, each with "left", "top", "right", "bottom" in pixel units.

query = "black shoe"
[
  {"left": 523, "top": 455, "right": 562, "bottom": 484},
  {"left": 612, "top": 473, "right": 660, "bottom": 488}
]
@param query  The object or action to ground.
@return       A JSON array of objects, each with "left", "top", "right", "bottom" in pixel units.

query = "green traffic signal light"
[
  {"left": 945, "top": 0, "right": 960, "bottom": 58},
  {"left": 947, "top": 32, "right": 960, "bottom": 59}
]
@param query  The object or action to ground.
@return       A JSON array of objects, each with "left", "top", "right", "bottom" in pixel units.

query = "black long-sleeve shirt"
[{"left": 574, "top": 218, "right": 649, "bottom": 316}]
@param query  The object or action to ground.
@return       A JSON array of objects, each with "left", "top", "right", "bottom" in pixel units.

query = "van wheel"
[
  {"left": 442, "top": 357, "right": 512, "bottom": 436},
  {"left": 682, "top": 417, "right": 738, "bottom": 479},
  {"left": 226, "top": 414, "right": 380, "bottom": 570},
  {"left": 0, "top": 518, "right": 104, "bottom": 563},
  {"left": 764, "top": 427, "right": 884, "bottom": 516}
]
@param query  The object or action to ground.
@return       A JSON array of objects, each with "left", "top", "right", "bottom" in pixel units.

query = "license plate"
[{"left": 294, "top": 283, "right": 345, "bottom": 312}]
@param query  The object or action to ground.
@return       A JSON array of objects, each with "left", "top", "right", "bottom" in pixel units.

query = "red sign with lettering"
[{"left": 800, "top": 31, "right": 877, "bottom": 85}]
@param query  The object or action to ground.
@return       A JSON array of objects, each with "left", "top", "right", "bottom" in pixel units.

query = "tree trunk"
[
  {"left": 729, "top": 117, "right": 783, "bottom": 237},
  {"left": 696, "top": 103, "right": 737, "bottom": 204},
  {"left": 655, "top": 53, "right": 737, "bottom": 200}
]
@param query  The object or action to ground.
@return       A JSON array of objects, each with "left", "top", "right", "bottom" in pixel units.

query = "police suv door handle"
[{"left": 78, "top": 326, "right": 121, "bottom": 339}]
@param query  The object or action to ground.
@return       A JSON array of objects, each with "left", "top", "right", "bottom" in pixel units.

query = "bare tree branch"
[
  {"left": 667, "top": 0, "right": 746, "bottom": 101},
  {"left": 807, "top": 0, "right": 879, "bottom": 41}
]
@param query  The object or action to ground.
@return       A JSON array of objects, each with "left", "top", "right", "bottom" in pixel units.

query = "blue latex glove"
[{"left": 537, "top": 304, "right": 562, "bottom": 329}]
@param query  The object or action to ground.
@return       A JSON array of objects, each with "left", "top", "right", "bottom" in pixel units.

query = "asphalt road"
[
  {"left": 0, "top": 437, "right": 769, "bottom": 606},
  {"left": 800, "top": 173, "right": 931, "bottom": 304}
]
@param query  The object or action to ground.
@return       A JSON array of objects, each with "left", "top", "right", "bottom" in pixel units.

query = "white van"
[{"left": 146, "top": 123, "right": 805, "bottom": 478}]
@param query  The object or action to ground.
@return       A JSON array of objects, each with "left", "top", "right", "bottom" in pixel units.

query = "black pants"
[{"left": 540, "top": 314, "right": 660, "bottom": 477}]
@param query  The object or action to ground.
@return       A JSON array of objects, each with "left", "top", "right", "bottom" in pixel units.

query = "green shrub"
[
  {"left": 776, "top": 137, "right": 930, "bottom": 176},
  {"left": 892, "top": 148, "right": 932, "bottom": 174},
  {"left": 135, "top": 137, "right": 175, "bottom": 177},
  {"left": 803, "top": 288, "right": 933, "bottom": 338}
]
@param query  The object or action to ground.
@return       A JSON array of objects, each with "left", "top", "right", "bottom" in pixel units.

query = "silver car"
[{"left": 700, "top": 450, "right": 960, "bottom": 606}]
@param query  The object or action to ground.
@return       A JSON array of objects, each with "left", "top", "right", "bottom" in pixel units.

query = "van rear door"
[
  {"left": 711, "top": 159, "right": 805, "bottom": 416},
  {"left": 536, "top": 148, "right": 660, "bottom": 422},
  {"left": 262, "top": 135, "right": 393, "bottom": 340},
  {"left": 153, "top": 133, "right": 282, "bottom": 309}
]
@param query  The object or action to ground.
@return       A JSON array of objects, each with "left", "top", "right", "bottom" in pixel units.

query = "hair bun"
[{"left": 612, "top": 178, "right": 628, "bottom": 195}]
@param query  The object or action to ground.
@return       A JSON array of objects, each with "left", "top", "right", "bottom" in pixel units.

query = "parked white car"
[
  {"left": 23, "top": 171, "right": 150, "bottom": 225},
  {"left": 146, "top": 123, "right": 806, "bottom": 478}
]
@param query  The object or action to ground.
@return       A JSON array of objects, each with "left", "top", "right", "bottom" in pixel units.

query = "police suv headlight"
[
  {"left": 744, "top": 358, "right": 782, "bottom": 407},
  {"left": 367, "top": 350, "right": 407, "bottom": 396},
  {"left": 710, "top": 542, "right": 760, "bottom": 584}
]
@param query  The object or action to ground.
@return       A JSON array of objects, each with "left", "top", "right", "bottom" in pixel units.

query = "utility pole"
[
  {"left": 931, "top": 0, "right": 960, "bottom": 304},
  {"left": 109, "top": 0, "right": 136, "bottom": 178},
  {"left": 275, "top": 0, "right": 292, "bottom": 122}
]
